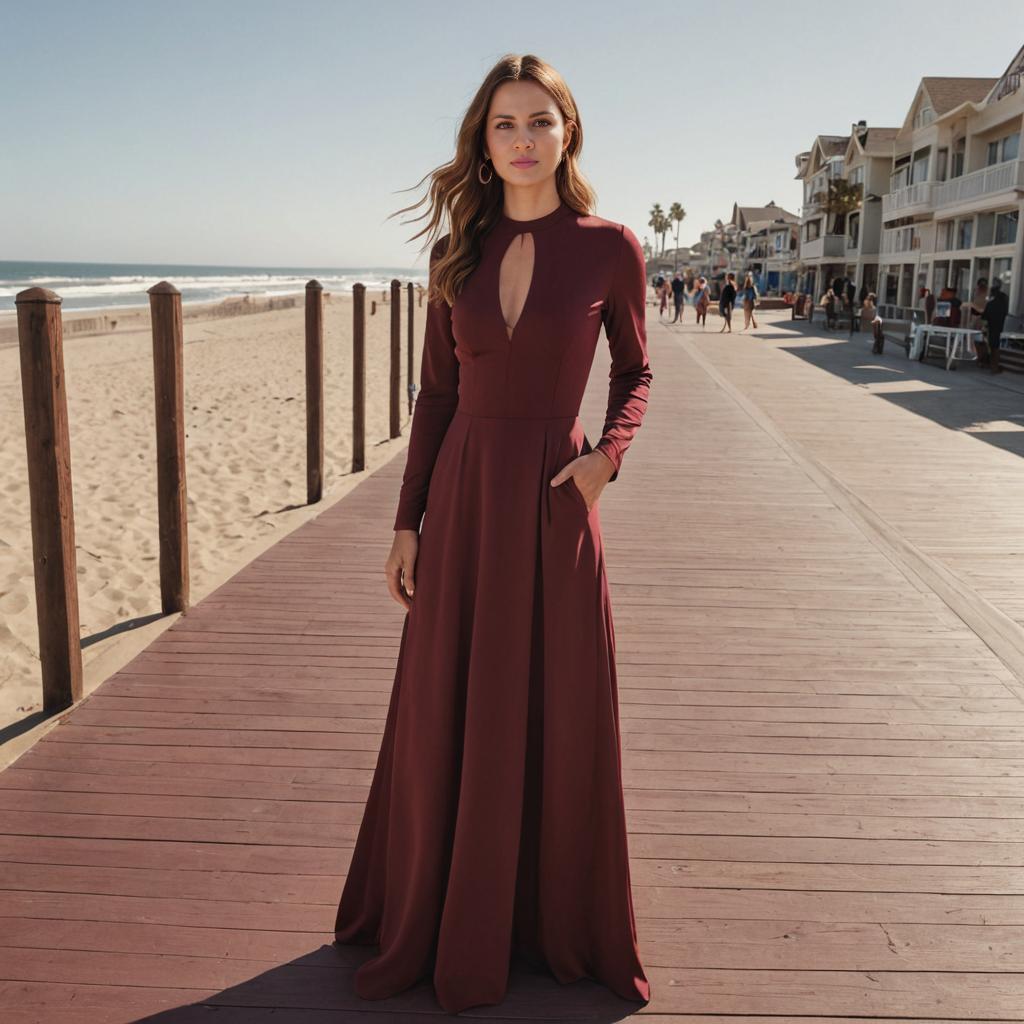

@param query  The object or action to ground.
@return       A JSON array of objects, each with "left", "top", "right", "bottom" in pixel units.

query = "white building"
[
  {"left": 732, "top": 202, "right": 800, "bottom": 294},
  {"left": 841, "top": 123, "right": 900, "bottom": 296},
  {"left": 880, "top": 65, "right": 1024, "bottom": 319},
  {"left": 795, "top": 134, "right": 851, "bottom": 298}
]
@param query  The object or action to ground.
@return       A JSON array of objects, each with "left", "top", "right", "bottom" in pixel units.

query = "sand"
[{"left": 0, "top": 288, "right": 424, "bottom": 742}]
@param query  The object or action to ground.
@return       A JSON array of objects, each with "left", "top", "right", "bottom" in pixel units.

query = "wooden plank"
[{"left": 4, "top": 314, "right": 1024, "bottom": 1018}]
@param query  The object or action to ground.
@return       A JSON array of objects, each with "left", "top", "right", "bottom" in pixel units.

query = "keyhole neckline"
[{"left": 495, "top": 198, "right": 574, "bottom": 234}]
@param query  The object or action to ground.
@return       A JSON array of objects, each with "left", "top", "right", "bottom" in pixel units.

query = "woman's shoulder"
[
  {"left": 577, "top": 211, "right": 641, "bottom": 246},
  {"left": 574, "top": 211, "right": 644, "bottom": 274}
]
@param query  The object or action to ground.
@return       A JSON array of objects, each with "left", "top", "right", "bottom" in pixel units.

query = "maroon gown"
[{"left": 334, "top": 197, "right": 653, "bottom": 1013}]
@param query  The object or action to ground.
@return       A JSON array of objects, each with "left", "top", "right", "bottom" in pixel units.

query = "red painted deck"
[{"left": 3, "top": 313, "right": 1024, "bottom": 1021}]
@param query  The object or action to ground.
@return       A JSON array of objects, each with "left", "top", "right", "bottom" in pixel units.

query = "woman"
[
  {"left": 718, "top": 272, "right": 737, "bottom": 333},
  {"left": 740, "top": 273, "right": 759, "bottom": 330},
  {"left": 333, "top": 54, "right": 653, "bottom": 1014},
  {"left": 692, "top": 275, "right": 710, "bottom": 326}
]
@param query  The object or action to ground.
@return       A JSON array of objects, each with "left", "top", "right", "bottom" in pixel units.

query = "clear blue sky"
[{"left": 2, "top": 0, "right": 1022, "bottom": 269}]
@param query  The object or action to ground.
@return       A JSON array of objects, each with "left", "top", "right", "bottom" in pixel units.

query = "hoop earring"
[{"left": 478, "top": 159, "right": 493, "bottom": 184}]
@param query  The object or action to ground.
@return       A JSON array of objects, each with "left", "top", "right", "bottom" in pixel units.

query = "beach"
[{"left": 0, "top": 290, "right": 420, "bottom": 738}]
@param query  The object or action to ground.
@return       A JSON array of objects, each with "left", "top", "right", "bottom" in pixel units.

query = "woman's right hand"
[{"left": 386, "top": 529, "right": 420, "bottom": 611}]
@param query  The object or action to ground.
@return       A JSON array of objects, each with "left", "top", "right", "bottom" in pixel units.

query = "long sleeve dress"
[{"left": 333, "top": 197, "right": 653, "bottom": 1015}]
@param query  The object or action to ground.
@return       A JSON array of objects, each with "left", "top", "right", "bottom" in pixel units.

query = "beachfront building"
[
  {"left": 880, "top": 76, "right": 1000, "bottom": 307},
  {"left": 732, "top": 201, "right": 800, "bottom": 294},
  {"left": 841, "top": 122, "right": 900, "bottom": 297},
  {"left": 794, "top": 134, "right": 851, "bottom": 299},
  {"left": 907, "top": 63, "right": 1022, "bottom": 313}
]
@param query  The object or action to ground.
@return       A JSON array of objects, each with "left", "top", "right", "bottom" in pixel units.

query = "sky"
[{"left": 2, "top": 0, "right": 1023, "bottom": 271}]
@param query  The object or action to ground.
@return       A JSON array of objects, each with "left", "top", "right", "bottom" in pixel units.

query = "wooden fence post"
[
  {"left": 305, "top": 279, "right": 324, "bottom": 503},
  {"left": 390, "top": 278, "right": 401, "bottom": 438},
  {"left": 352, "top": 283, "right": 366, "bottom": 473},
  {"left": 406, "top": 282, "right": 416, "bottom": 416},
  {"left": 146, "top": 282, "right": 189, "bottom": 614},
  {"left": 15, "top": 287, "right": 83, "bottom": 712}
]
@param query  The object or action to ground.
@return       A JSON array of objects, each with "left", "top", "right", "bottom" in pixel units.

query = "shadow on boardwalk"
[
  {"left": 761, "top": 313, "right": 1024, "bottom": 459},
  {"left": 3, "top": 312, "right": 1024, "bottom": 1020}
]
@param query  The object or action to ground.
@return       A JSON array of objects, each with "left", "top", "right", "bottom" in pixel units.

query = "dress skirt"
[{"left": 333, "top": 410, "right": 650, "bottom": 1014}]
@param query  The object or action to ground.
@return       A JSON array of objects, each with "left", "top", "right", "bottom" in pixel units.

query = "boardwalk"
[{"left": 3, "top": 311, "right": 1024, "bottom": 1020}]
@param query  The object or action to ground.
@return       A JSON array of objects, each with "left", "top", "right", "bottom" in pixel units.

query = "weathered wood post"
[
  {"left": 352, "top": 283, "right": 366, "bottom": 473},
  {"left": 305, "top": 279, "right": 324, "bottom": 503},
  {"left": 390, "top": 278, "right": 401, "bottom": 439},
  {"left": 406, "top": 282, "right": 416, "bottom": 416},
  {"left": 146, "top": 282, "right": 189, "bottom": 614},
  {"left": 15, "top": 287, "right": 83, "bottom": 712}
]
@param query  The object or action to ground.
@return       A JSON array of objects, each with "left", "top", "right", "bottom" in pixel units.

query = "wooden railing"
[{"left": 14, "top": 279, "right": 422, "bottom": 713}]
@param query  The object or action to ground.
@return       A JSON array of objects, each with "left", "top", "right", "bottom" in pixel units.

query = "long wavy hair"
[{"left": 392, "top": 54, "right": 598, "bottom": 307}]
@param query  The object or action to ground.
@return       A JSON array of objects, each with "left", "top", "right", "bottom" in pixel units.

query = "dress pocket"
[{"left": 566, "top": 475, "right": 590, "bottom": 513}]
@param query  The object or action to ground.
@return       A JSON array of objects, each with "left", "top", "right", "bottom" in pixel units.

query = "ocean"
[{"left": 0, "top": 259, "right": 429, "bottom": 314}]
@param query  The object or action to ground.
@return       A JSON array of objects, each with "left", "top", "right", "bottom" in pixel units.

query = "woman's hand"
[
  {"left": 550, "top": 450, "right": 615, "bottom": 511},
  {"left": 386, "top": 530, "right": 419, "bottom": 611}
]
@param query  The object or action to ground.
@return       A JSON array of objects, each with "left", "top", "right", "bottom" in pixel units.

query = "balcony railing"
[
  {"left": 800, "top": 235, "right": 846, "bottom": 261},
  {"left": 882, "top": 181, "right": 934, "bottom": 220},
  {"left": 932, "top": 159, "right": 1024, "bottom": 209},
  {"left": 881, "top": 222, "right": 935, "bottom": 256}
]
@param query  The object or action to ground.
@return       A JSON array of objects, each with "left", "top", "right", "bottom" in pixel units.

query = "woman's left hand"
[{"left": 550, "top": 451, "right": 615, "bottom": 511}]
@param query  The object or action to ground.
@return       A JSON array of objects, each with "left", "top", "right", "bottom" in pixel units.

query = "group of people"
[
  {"left": 818, "top": 273, "right": 1009, "bottom": 374},
  {"left": 652, "top": 271, "right": 761, "bottom": 332},
  {"left": 819, "top": 274, "right": 861, "bottom": 331},
  {"left": 925, "top": 277, "right": 1009, "bottom": 374}
]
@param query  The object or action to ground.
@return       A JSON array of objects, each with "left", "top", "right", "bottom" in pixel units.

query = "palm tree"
[
  {"left": 669, "top": 203, "right": 687, "bottom": 270},
  {"left": 823, "top": 180, "right": 862, "bottom": 234},
  {"left": 648, "top": 204, "right": 665, "bottom": 257}
]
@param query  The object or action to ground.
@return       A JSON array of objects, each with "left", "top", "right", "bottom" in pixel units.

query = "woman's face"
[{"left": 483, "top": 79, "right": 571, "bottom": 186}]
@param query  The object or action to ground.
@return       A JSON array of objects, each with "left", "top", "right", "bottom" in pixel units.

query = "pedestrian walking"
[
  {"left": 740, "top": 273, "right": 759, "bottom": 330},
  {"left": 692, "top": 276, "right": 710, "bottom": 327},
  {"left": 670, "top": 271, "right": 686, "bottom": 323},
  {"left": 718, "top": 272, "right": 737, "bottom": 333},
  {"left": 655, "top": 273, "right": 669, "bottom": 319}
]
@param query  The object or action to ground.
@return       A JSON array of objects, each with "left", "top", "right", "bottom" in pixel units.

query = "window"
[
  {"left": 913, "top": 104, "right": 934, "bottom": 129},
  {"left": 976, "top": 213, "right": 995, "bottom": 247},
  {"left": 933, "top": 261, "right": 949, "bottom": 295},
  {"left": 937, "top": 220, "right": 955, "bottom": 251},
  {"left": 936, "top": 148, "right": 949, "bottom": 181},
  {"left": 995, "top": 210, "right": 1018, "bottom": 245},
  {"left": 848, "top": 213, "right": 860, "bottom": 249},
  {"left": 956, "top": 218, "right": 973, "bottom": 249},
  {"left": 986, "top": 131, "right": 1021, "bottom": 166},
  {"left": 805, "top": 220, "right": 821, "bottom": 242},
  {"left": 911, "top": 147, "right": 930, "bottom": 184},
  {"left": 848, "top": 165, "right": 865, "bottom": 187},
  {"left": 993, "top": 257, "right": 1012, "bottom": 292},
  {"left": 952, "top": 138, "right": 965, "bottom": 178}
]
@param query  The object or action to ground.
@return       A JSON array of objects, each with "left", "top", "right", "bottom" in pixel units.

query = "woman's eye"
[{"left": 496, "top": 119, "right": 552, "bottom": 128}]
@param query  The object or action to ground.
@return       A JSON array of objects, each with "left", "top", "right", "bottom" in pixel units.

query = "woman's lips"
[{"left": 511, "top": 159, "right": 538, "bottom": 167}]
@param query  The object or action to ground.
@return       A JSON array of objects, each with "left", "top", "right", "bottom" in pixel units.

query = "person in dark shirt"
[
  {"left": 981, "top": 278, "right": 1009, "bottom": 375},
  {"left": 670, "top": 272, "right": 686, "bottom": 323},
  {"left": 718, "top": 273, "right": 737, "bottom": 333}
]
